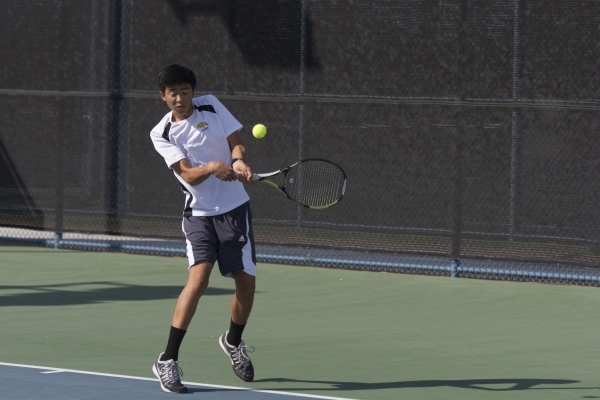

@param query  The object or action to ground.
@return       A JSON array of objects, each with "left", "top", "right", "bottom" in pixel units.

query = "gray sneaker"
[
  {"left": 219, "top": 331, "right": 255, "bottom": 382},
  {"left": 152, "top": 352, "right": 188, "bottom": 393}
]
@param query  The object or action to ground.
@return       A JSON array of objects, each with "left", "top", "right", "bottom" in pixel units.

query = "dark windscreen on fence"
[{"left": 2, "top": 0, "right": 600, "bottom": 282}]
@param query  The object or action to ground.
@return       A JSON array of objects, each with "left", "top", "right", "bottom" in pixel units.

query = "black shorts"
[{"left": 181, "top": 201, "right": 257, "bottom": 277}]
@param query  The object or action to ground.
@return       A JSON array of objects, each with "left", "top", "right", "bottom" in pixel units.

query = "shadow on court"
[
  {"left": 0, "top": 282, "right": 236, "bottom": 306},
  {"left": 254, "top": 377, "right": 589, "bottom": 392}
]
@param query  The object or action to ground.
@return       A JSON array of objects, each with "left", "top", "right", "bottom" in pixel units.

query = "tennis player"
[{"left": 149, "top": 64, "right": 257, "bottom": 393}]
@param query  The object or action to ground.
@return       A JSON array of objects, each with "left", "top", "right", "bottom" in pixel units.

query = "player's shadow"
[
  {"left": 0, "top": 282, "right": 236, "bottom": 306},
  {"left": 254, "top": 377, "right": 589, "bottom": 392}
]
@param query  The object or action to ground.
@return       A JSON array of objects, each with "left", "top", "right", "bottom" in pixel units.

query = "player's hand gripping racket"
[{"left": 250, "top": 158, "right": 346, "bottom": 209}]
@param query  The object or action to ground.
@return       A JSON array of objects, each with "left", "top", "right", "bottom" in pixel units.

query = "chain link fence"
[{"left": 2, "top": 0, "right": 600, "bottom": 285}]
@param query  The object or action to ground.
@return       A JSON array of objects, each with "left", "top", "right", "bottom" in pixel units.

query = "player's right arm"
[
  {"left": 150, "top": 120, "right": 237, "bottom": 186},
  {"left": 171, "top": 158, "right": 237, "bottom": 185}
]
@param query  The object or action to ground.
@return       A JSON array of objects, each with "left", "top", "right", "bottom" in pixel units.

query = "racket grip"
[{"left": 234, "top": 171, "right": 260, "bottom": 181}]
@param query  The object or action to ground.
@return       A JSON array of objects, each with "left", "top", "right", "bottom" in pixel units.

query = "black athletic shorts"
[{"left": 181, "top": 201, "right": 257, "bottom": 277}]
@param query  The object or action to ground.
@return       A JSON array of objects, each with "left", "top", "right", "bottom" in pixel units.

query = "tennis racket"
[{"left": 245, "top": 158, "right": 346, "bottom": 209}]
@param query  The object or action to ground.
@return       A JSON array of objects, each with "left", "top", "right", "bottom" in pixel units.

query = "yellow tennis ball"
[{"left": 252, "top": 124, "right": 267, "bottom": 139}]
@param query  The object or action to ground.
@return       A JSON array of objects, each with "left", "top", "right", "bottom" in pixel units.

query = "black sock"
[
  {"left": 161, "top": 326, "right": 186, "bottom": 361},
  {"left": 226, "top": 320, "right": 246, "bottom": 347}
]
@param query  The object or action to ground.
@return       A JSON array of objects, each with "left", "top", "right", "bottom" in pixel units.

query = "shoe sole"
[
  {"left": 152, "top": 363, "right": 187, "bottom": 393},
  {"left": 218, "top": 334, "right": 254, "bottom": 382}
]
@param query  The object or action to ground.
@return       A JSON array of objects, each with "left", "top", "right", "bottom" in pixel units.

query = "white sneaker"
[
  {"left": 152, "top": 352, "right": 187, "bottom": 393},
  {"left": 219, "top": 331, "right": 255, "bottom": 382}
]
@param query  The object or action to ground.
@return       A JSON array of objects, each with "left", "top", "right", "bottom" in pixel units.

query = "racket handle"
[{"left": 234, "top": 171, "right": 260, "bottom": 181}]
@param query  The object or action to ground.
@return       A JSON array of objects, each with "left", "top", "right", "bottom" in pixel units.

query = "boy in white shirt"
[{"left": 149, "top": 64, "right": 257, "bottom": 393}]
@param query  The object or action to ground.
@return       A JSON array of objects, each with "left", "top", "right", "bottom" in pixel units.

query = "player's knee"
[
  {"left": 188, "top": 278, "right": 209, "bottom": 295},
  {"left": 236, "top": 281, "right": 255, "bottom": 300},
  {"left": 187, "top": 263, "right": 211, "bottom": 293}
]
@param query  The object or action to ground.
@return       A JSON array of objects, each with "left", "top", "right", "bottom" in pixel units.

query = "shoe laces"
[
  {"left": 231, "top": 342, "right": 255, "bottom": 366},
  {"left": 159, "top": 359, "right": 184, "bottom": 383}
]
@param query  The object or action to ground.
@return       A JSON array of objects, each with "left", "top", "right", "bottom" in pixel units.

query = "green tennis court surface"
[{"left": 1, "top": 246, "right": 599, "bottom": 400}]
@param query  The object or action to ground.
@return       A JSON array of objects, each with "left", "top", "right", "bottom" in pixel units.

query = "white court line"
[{"left": 0, "top": 362, "right": 357, "bottom": 400}]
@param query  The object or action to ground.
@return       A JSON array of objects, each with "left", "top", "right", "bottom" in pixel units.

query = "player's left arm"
[{"left": 227, "top": 130, "right": 254, "bottom": 183}]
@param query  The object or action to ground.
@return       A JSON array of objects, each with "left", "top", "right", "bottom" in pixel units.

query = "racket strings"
[{"left": 285, "top": 160, "right": 346, "bottom": 208}]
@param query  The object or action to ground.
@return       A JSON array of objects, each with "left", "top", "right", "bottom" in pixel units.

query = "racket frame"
[{"left": 253, "top": 158, "right": 346, "bottom": 209}]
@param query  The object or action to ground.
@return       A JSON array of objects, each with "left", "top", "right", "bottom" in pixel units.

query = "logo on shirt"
[{"left": 197, "top": 122, "right": 209, "bottom": 132}]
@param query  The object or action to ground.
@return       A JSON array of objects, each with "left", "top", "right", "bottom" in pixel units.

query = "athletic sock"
[
  {"left": 226, "top": 320, "right": 246, "bottom": 347},
  {"left": 161, "top": 326, "right": 187, "bottom": 361}
]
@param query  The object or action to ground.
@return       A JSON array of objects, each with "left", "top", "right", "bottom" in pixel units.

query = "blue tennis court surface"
[{"left": 0, "top": 363, "right": 356, "bottom": 400}]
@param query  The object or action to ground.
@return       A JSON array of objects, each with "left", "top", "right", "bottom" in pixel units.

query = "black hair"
[{"left": 157, "top": 64, "right": 197, "bottom": 92}]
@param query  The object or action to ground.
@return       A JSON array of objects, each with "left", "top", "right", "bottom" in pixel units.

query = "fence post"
[
  {"left": 107, "top": 0, "right": 125, "bottom": 234},
  {"left": 54, "top": 1, "right": 70, "bottom": 250}
]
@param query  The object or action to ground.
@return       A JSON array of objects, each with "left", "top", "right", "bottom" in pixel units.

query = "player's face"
[{"left": 161, "top": 83, "right": 195, "bottom": 121}]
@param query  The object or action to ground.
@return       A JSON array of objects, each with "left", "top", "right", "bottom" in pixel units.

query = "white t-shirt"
[{"left": 150, "top": 94, "right": 249, "bottom": 216}]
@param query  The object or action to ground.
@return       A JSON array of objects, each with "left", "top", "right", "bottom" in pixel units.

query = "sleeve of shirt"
[
  {"left": 150, "top": 123, "right": 186, "bottom": 169},
  {"left": 206, "top": 95, "right": 243, "bottom": 137}
]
